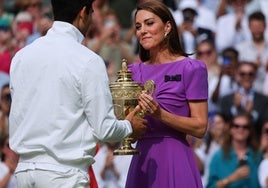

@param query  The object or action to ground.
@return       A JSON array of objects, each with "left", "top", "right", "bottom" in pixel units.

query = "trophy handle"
[
  {"left": 143, "top": 80, "right": 155, "bottom": 96},
  {"left": 137, "top": 80, "right": 156, "bottom": 118}
]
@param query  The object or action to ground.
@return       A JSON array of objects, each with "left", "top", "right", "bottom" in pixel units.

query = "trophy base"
[
  {"left": 113, "top": 137, "right": 140, "bottom": 155},
  {"left": 113, "top": 148, "right": 140, "bottom": 155}
]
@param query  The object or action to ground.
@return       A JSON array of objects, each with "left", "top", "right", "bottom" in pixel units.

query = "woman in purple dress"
[{"left": 125, "top": 1, "right": 208, "bottom": 188}]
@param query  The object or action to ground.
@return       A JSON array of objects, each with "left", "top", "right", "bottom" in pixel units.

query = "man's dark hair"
[
  {"left": 51, "top": 0, "right": 94, "bottom": 23},
  {"left": 249, "top": 11, "right": 266, "bottom": 23},
  {"left": 221, "top": 47, "right": 239, "bottom": 58}
]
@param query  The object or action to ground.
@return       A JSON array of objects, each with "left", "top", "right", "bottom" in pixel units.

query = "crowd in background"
[{"left": 1, "top": 0, "right": 268, "bottom": 187}]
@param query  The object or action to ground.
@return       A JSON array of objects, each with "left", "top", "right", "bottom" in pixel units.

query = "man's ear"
[
  {"left": 72, "top": 6, "right": 87, "bottom": 27},
  {"left": 79, "top": 6, "right": 87, "bottom": 23}
]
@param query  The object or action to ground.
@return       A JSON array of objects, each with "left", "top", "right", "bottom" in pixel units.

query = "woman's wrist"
[
  {"left": 219, "top": 177, "right": 230, "bottom": 187},
  {"left": 222, "top": 177, "right": 229, "bottom": 185}
]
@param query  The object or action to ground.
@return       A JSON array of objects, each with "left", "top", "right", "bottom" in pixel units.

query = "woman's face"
[
  {"left": 260, "top": 122, "right": 268, "bottom": 149},
  {"left": 230, "top": 116, "right": 250, "bottom": 142},
  {"left": 135, "top": 10, "right": 168, "bottom": 51},
  {"left": 211, "top": 114, "right": 226, "bottom": 138},
  {"left": 196, "top": 42, "right": 217, "bottom": 66}
]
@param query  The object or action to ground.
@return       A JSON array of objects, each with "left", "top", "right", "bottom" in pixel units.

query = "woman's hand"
[
  {"left": 138, "top": 93, "right": 160, "bottom": 117},
  {"left": 139, "top": 94, "right": 208, "bottom": 138},
  {"left": 233, "top": 165, "right": 250, "bottom": 180}
]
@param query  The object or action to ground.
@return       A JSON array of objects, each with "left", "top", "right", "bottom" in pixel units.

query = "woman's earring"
[{"left": 164, "top": 32, "right": 168, "bottom": 38}]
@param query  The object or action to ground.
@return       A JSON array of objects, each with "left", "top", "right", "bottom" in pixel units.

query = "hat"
[
  {"left": 15, "top": 11, "right": 32, "bottom": 23},
  {"left": 179, "top": 0, "right": 198, "bottom": 12}
]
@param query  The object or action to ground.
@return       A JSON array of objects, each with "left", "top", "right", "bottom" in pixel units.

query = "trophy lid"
[
  {"left": 115, "top": 59, "right": 133, "bottom": 82},
  {"left": 110, "top": 59, "right": 142, "bottom": 89}
]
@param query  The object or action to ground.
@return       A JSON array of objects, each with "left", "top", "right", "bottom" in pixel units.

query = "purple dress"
[{"left": 125, "top": 57, "right": 208, "bottom": 188}]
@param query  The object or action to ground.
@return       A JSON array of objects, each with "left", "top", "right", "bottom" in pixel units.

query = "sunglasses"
[
  {"left": 197, "top": 49, "right": 213, "bottom": 57},
  {"left": 232, "top": 123, "right": 250, "bottom": 130},
  {"left": 238, "top": 72, "right": 255, "bottom": 77}
]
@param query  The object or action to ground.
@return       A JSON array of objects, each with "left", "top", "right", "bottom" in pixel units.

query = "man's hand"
[
  {"left": 125, "top": 105, "right": 148, "bottom": 140},
  {"left": 233, "top": 92, "right": 243, "bottom": 108}
]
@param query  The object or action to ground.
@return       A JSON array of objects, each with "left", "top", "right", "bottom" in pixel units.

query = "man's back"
[{"left": 9, "top": 21, "right": 129, "bottom": 172}]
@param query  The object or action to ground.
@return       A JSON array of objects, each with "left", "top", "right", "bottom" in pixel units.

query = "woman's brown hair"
[
  {"left": 222, "top": 112, "right": 259, "bottom": 160},
  {"left": 134, "top": 0, "right": 188, "bottom": 62}
]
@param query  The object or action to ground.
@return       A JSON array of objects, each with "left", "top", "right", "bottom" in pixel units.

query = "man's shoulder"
[
  {"left": 254, "top": 92, "right": 268, "bottom": 101},
  {"left": 220, "top": 93, "right": 234, "bottom": 102}
]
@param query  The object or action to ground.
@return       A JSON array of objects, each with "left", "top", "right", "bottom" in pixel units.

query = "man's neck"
[{"left": 253, "top": 38, "right": 265, "bottom": 52}]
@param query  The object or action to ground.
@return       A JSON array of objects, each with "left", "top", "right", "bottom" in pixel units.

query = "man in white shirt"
[
  {"left": 235, "top": 11, "right": 268, "bottom": 95},
  {"left": 215, "top": 0, "right": 252, "bottom": 53},
  {"left": 8, "top": 0, "right": 147, "bottom": 187}
]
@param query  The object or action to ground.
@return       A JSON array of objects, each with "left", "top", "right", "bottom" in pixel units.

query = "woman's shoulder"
[
  {"left": 183, "top": 57, "right": 206, "bottom": 66},
  {"left": 211, "top": 148, "right": 224, "bottom": 160},
  {"left": 127, "top": 61, "right": 142, "bottom": 70},
  {"left": 181, "top": 57, "right": 207, "bottom": 73}
]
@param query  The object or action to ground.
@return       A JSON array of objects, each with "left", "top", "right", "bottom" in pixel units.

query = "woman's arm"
[{"left": 139, "top": 93, "right": 208, "bottom": 138}]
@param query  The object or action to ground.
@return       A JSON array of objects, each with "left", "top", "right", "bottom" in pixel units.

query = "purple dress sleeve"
[{"left": 183, "top": 59, "right": 208, "bottom": 100}]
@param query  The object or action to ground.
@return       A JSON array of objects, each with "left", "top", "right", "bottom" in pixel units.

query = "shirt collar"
[
  {"left": 47, "top": 21, "right": 84, "bottom": 43},
  {"left": 238, "top": 86, "right": 254, "bottom": 96}
]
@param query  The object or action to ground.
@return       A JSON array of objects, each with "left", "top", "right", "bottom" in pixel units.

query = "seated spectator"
[
  {"left": 220, "top": 62, "right": 268, "bottom": 137},
  {"left": 235, "top": 11, "right": 268, "bottom": 95},
  {"left": 195, "top": 113, "right": 229, "bottom": 187},
  {"left": 85, "top": 10, "right": 134, "bottom": 82},
  {"left": 177, "top": 0, "right": 216, "bottom": 52},
  {"left": 14, "top": 0, "right": 43, "bottom": 44},
  {"left": 0, "top": 2, "right": 14, "bottom": 28},
  {"left": 92, "top": 142, "right": 132, "bottom": 188},
  {"left": 207, "top": 113, "right": 261, "bottom": 188},
  {"left": 0, "top": 84, "right": 11, "bottom": 140},
  {"left": 258, "top": 121, "right": 268, "bottom": 188},
  {"left": 211, "top": 47, "right": 239, "bottom": 105},
  {"left": 178, "top": 0, "right": 199, "bottom": 54},
  {"left": 195, "top": 39, "right": 221, "bottom": 117},
  {"left": 0, "top": 135, "right": 18, "bottom": 188},
  {"left": 26, "top": 5, "right": 53, "bottom": 45},
  {"left": 0, "top": 20, "right": 18, "bottom": 75},
  {"left": 216, "top": 0, "right": 253, "bottom": 53},
  {"left": 13, "top": 11, "right": 33, "bottom": 48}
]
